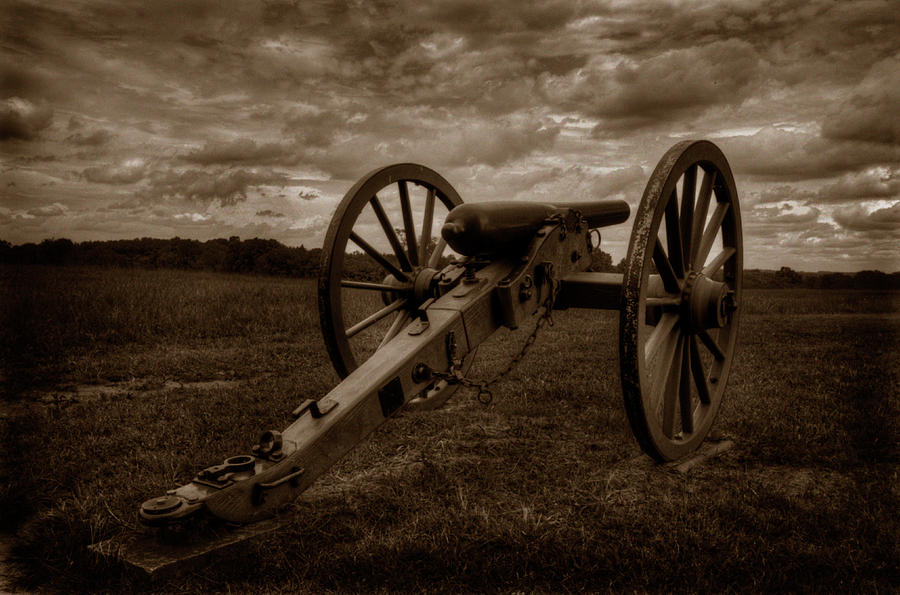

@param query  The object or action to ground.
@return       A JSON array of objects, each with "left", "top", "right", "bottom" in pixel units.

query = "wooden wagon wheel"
[
  {"left": 318, "top": 163, "right": 468, "bottom": 406},
  {"left": 620, "top": 140, "right": 743, "bottom": 461}
]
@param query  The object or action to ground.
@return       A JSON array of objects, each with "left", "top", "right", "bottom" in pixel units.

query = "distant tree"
[
  {"left": 306, "top": 247, "right": 323, "bottom": 277},
  {"left": 391, "top": 227, "right": 439, "bottom": 263},
  {"left": 224, "top": 237, "right": 252, "bottom": 272},
  {"left": 819, "top": 272, "right": 852, "bottom": 289},
  {"left": 12, "top": 242, "right": 38, "bottom": 264},
  {"left": 39, "top": 238, "right": 74, "bottom": 265},
  {"left": 199, "top": 239, "right": 228, "bottom": 271},
  {"left": 5, "top": 236, "right": 894, "bottom": 289},
  {"left": 588, "top": 247, "right": 614, "bottom": 272},
  {"left": 776, "top": 266, "right": 801, "bottom": 286},
  {"left": 257, "top": 245, "right": 299, "bottom": 276},
  {"left": 853, "top": 270, "right": 892, "bottom": 290}
]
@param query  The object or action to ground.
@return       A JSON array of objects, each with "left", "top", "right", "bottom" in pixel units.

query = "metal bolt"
[
  {"left": 412, "top": 363, "right": 432, "bottom": 384},
  {"left": 519, "top": 275, "right": 534, "bottom": 301},
  {"left": 721, "top": 290, "right": 737, "bottom": 319}
]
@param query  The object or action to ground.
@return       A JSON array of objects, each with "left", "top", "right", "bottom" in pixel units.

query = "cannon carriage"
[{"left": 138, "top": 139, "right": 742, "bottom": 527}]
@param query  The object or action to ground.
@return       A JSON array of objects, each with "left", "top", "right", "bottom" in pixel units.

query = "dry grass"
[{"left": 2, "top": 265, "right": 898, "bottom": 593}]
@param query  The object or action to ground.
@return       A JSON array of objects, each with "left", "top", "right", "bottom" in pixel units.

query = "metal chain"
[{"left": 434, "top": 276, "right": 558, "bottom": 405}]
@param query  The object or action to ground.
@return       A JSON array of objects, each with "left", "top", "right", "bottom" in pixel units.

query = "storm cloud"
[
  {"left": 145, "top": 167, "right": 291, "bottom": 206},
  {"left": 1, "top": 0, "right": 898, "bottom": 271},
  {"left": 0, "top": 97, "right": 52, "bottom": 140}
]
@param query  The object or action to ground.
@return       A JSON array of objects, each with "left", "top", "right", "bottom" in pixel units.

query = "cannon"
[{"left": 138, "top": 140, "right": 742, "bottom": 527}]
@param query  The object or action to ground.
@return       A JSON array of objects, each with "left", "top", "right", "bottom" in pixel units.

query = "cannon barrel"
[{"left": 441, "top": 200, "right": 630, "bottom": 257}]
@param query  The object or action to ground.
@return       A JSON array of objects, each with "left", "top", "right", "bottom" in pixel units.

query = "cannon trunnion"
[{"left": 139, "top": 140, "right": 743, "bottom": 528}]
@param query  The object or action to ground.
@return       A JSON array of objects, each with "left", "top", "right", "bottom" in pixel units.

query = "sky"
[{"left": 1, "top": 0, "right": 898, "bottom": 272}]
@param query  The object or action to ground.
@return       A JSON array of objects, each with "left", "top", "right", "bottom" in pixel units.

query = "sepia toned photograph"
[{"left": 1, "top": 0, "right": 897, "bottom": 592}]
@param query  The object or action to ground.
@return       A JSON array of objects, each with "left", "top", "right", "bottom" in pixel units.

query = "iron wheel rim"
[
  {"left": 620, "top": 140, "right": 743, "bottom": 461},
  {"left": 317, "top": 164, "right": 464, "bottom": 397}
]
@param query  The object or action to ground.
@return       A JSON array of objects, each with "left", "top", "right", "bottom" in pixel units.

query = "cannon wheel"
[
  {"left": 620, "top": 140, "right": 743, "bottom": 461},
  {"left": 318, "top": 163, "right": 467, "bottom": 406}
]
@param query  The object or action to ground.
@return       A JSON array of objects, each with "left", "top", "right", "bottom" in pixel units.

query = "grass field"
[{"left": 2, "top": 265, "right": 898, "bottom": 593}]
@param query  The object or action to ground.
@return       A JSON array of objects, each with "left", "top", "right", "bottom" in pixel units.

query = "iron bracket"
[
  {"left": 407, "top": 298, "right": 435, "bottom": 335},
  {"left": 291, "top": 398, "right": 338, "bottom": 419},
  {"left": 251, "top": 467, "right": 305, "bottom": 506}
]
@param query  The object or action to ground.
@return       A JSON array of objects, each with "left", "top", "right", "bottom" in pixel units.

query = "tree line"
[
  {"left": 0, "top": 237, "right": 320, "bottom": 277},
  {"left": 1, "top": 237, "right": 897, "bottom": 290},
  {"left": 588, "top": 251, "right": 899, "bottom": 290}
]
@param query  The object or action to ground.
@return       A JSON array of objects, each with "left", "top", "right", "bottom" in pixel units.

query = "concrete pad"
[
  {"left": 671, "top": 439, "right": 734, "bottom": 474},
  {"left": 88, "top": 516, "right": 288, "bottom": 582}
]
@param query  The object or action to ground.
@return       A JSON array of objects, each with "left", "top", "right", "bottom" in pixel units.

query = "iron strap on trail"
[{"left": 434, "top": 275, "right": 559, "bottom": 405}]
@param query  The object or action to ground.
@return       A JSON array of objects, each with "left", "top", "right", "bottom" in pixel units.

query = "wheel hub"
[
  {"left": 681, "top": 272, "right": 735, "bottom": 331},
  {"left": 412, "top": 267, "right": 439, "bottom": 302},
  {"left": 379, "top": 273, "right": 407, "bottom": 306},
  {"left": 380, "top": 267, "right": 439, "bottom": 307}
]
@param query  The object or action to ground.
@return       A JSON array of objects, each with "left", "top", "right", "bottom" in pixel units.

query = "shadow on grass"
[
  {"left": 3, "top": 273, "right": 898, "bottom": 593},
  {"left": 157, "top": 484, "right": 898, "bottom": 594}
]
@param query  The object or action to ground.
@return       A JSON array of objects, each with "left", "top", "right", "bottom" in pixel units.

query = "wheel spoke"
[
  {"left": 679, "top": 336, "right": 693, "bottom": 434},
  {"left": 369, "top": 194, "right": 413, "bottom": 271},
  {"left": 419, "top": 188, "right": 435, "bottom": 265},
  {"left": 646, "top": 296, "right": 681, "bottom": 307},
  {"left": 649, "top": 323, "right": 680, "bottom": 400},
  {"left": 398, "top": 181, "right": 419, "bottom": 267},
  {"left": 646, "top": 274, "right": 669, "bottom": 298},
  {"left": 690, "top": 169, "right": 715, "bottom": 267},
  {"left": 653, "top": 241, "right": 681, "bottom": 293},
  {"left": 664, "top": 189, "right": 684, "bottom": 277},
  {"left": 345, "top": 298, "right": 408, "bottom": 338},
  {"left": 697, "top": 327, "right": 725, "bottom": 362},
  {"left": 689, "top": 335, "right": 711, "bottom": 405},
  {"left": 702, "top": 246, "right": 736, "bottom": 277},
  {"left": 427, "top": 237, "right": 447, "bottom": 269},
  {"left": 645, "top": 312, "right": 678, "bottom": 362},
  {"left": 660, "top": 334, "right": 683, "bottom": 438},
  {"left": 695, "top": 201, "right": 730, "bottom": 270},
  {"left": 378, "top": 311, "right": 411, "bottom": 348},
  {"left": 341, "top": 279, "right": 410, "bottom": 291},
  {"left": 348, "top": 231, "right": 409, "bottom": 282},
  {"left": 680, "top": 165, "right": 696, "bottom": 266}
]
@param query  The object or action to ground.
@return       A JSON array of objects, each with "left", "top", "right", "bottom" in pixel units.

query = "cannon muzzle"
[{"left": 441, "top": 200, "right": 630, "bottom": 257}]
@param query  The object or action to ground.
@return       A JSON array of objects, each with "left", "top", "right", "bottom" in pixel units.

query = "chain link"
[{"left": 434, "top": 275, "right": 558, "bottom": 405}]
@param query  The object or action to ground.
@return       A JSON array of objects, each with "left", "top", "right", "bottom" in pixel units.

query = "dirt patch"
[
  {"left": 0, "top": 379, "right": 244, "bottom": 420},
  {"left": 73, "top": 379, "right": 238, "bottom": 399},
  {"left": 36, "top": 379, "right": 242, "bottom": 404}
]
